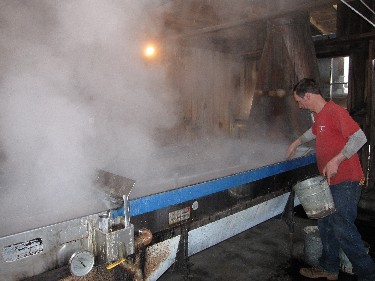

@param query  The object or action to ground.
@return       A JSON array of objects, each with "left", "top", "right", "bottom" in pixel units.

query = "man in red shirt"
[{"left": 286, "top": 78, "right": 375, "bottom": 281}]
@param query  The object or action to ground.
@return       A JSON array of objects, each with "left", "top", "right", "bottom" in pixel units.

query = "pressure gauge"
[{"left": 69, "top": 250, "right": 95, "bottom": 277}]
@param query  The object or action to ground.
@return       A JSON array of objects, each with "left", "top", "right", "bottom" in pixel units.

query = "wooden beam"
[
  {"left": 366, "top": 41, "right": 375, "bottom": 189},
  {"left": 315, "top": 31, "right": 375, "bottom": 46},
  {"left": 242, "top": 50, "right": 263, "bottom": 59},
  {"left": 314, "top": 31, "right": 375, "bottom": 57},
  {"left": 183, "top": 0, "right": 338, "bottom": 37},
  {"left": 310, "top": 16, "right": 331, "bottom": 35}
]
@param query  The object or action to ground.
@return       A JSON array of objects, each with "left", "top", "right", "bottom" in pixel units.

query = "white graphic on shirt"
[{"left": 319, "top": 125, "right": 326, "bottom": 133}]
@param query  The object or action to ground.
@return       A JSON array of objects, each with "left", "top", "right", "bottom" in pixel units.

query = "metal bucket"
[
  {"left": 293, "top": 176, "right": 336, "bottom": 219},
  {"left": 303, "top": 226, "right": 322, "bottom": 267},
  {"left": 339, "top": 241, "right": 370, "bottom": 274},
  {"left": 303, "top": 226, "right": 370, "bottom": 274}
]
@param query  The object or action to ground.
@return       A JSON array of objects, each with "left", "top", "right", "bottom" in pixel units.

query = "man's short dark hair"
[{"left": 293, "top": 78, "right": 321, "bottom": 97}]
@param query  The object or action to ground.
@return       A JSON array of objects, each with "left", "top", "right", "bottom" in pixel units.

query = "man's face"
[{"left": 293, "top": 92, "right": 310, "bottom": 110}]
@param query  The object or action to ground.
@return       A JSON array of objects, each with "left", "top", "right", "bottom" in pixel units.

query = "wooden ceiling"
[{"left": 157, "top": 0, "right": 339, "bottom": 55}]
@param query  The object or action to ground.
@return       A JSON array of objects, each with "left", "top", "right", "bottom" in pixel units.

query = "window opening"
[{"left": 318, "top": 56, "right": 349, "bottom": 109}]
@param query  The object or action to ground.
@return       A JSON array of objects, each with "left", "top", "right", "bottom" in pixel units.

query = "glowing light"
[{"left": 144, "top": 44, "right": 157, "bottom": 59}]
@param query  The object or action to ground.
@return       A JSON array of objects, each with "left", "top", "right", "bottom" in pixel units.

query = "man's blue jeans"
[{"left": 318, "top": 181, "right": 375, "bottom": 281}]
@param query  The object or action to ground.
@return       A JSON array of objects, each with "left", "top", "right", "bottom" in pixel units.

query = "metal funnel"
[{"left": 95, "top": 170, "right": 135, "bottom": 210}]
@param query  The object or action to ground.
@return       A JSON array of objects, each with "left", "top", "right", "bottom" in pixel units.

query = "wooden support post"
[{"left": 366, "top": 41, "right": 375, "bottom": 190}]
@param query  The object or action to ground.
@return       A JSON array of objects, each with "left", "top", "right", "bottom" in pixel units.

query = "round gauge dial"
[{"left": 69, "top": 250, "right": 95, "bottom": 277}]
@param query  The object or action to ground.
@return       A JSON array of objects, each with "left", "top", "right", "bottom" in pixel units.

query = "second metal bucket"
[{"left": 293, "top": 176, "right": 336, "bottom": 219}]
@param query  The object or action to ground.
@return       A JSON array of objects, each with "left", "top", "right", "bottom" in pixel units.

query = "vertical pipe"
[
  {"left": 123, "top": 195, "right": 130, "bottom": 228},
  {"left": 329, "top": 58, "right": 334, "bottom": 101}
]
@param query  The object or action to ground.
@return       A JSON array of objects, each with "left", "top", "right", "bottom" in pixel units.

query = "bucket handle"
[{"left": 297, "top": 175, "right": 327, "bottom": 185}]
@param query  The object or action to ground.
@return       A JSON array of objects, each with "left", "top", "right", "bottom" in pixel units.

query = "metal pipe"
[
  {"left": 135, "top": 228, "right": 153, "bottom": 249},
  {"left": 360, "top": 0, "right": 375, "bottom": 15},
  {"left": 340, "top": 0, "right": 375, "bottom": 27},
  {"left": 123, "top": 195, "right": 130, "bottom": 228},
  {"left": 116, "top": 229, "right": 152, "bottom": 281}
]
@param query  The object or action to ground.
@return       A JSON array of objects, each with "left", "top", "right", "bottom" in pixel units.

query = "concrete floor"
[{"left": 158, "top": 204, "right": 375, "bottom": 281}]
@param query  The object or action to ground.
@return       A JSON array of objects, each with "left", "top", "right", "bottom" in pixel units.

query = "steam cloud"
[
  {"left": 0, "top": 0, "right": 178, "bottom": 234},
  {"left": 0, "top": 1, "right": 312, "bottom": 236}
]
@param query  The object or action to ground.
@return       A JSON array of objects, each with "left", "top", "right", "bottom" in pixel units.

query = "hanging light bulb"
[{"left": 143, "top": 43, "right": 157, "bottom": 59}]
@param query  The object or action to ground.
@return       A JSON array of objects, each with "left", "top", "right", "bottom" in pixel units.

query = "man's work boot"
[{"left": 299, "top": 267, "right": 338, "bottom": 280}]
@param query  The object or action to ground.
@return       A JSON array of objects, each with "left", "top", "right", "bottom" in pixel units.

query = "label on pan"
[
  {"left": 3, "top": 238, "right": 43, "bottom": 262},
  {"left": 169, "top": 207, "right": 191, "bottom": 225}
]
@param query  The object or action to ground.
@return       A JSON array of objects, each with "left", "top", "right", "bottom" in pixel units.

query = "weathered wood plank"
[
  {"left": 166, "top": 47, "right": 244, "bottom": 138},
  {"left": 257, "top": 12, "right": 319, "bottom": 92}
]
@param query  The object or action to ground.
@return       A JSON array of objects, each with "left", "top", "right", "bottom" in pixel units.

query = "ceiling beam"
[
  {"left": 315, "top": 31, "right": 375, "bottom": 57},
  {"left": 183, "top": 0, "right": 338, "bottom": 37},
  {"left": 315, "top": 30, "right": 375, "bottom": 46},
  {"left": 310, "top": 16, "right": 332, "bottom": 35}
]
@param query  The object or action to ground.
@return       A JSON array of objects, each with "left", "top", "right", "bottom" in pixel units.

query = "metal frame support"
[
  {"left": 174, "top": 223, "right": 191, "bottom": 280},
  {"left": 281, "top": 189, "right": 296, "bottom": 260}
]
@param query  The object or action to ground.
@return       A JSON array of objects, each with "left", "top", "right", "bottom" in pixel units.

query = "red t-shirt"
[{"left": 312, "top": 101, "right": 364, "bottom": 185}]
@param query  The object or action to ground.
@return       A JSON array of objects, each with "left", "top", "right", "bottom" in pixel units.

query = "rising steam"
[{"left": 0, "top": 0, "right": 178, "bottom": 235}]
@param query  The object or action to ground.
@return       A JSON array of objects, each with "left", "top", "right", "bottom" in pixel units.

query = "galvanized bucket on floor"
[
  {"left": 303, "top": 225, "right": 370, "bottom": 274},
  {"left": 293, "top": 176, "right": 336, "bottom": 219},
  {"left": 303, "top": 226, "right": 322, "bottom": 267}
]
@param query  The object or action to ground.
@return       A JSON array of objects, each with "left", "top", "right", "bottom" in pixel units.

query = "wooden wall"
[
  {"left": 365, "top": 42, "right": 375, "bottom": 190},
  {"left": 336, "top": 2, "right": 375, "bottom": 189},
  {"left": 166, "top": 47, "right": 246, "bottom": 140}
]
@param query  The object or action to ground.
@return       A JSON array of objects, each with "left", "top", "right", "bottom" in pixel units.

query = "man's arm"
[
  {"left": 341, "top": 129, "right": 367, "bottom": 158},
  {"left": 286, "top": 128, "right": 315, "bottom": 159},
  {"left": 323, "top": 129, "right": 367, "bottom": 183}
]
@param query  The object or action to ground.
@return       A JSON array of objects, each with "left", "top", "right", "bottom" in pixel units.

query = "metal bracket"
[{"left": 174, "top": 223, "right": 191, "bottom": 281}]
